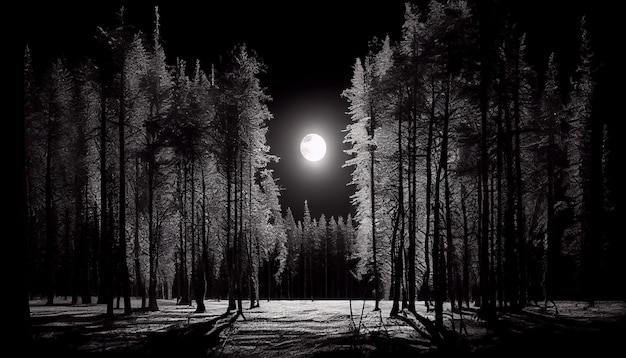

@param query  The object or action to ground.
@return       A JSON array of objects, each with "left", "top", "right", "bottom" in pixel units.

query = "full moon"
[{"left": 300, "top": 133, "right": 327, "bottom": 161}]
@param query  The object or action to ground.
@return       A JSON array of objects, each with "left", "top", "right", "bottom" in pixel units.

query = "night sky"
[{"left": 20, "top": 1, "right": 609, "bottom": 222}]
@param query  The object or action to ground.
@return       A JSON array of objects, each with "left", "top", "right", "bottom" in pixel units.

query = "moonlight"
[{"left": 300, "top": 133, "right": 327, "bottom": 161}]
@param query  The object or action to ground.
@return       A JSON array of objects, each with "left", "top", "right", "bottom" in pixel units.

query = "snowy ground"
[
  {"left": 30, "top": 297, "right": 228, "bottom": 353},
  {"left": 213, "top": 300, "right": 436, "bottom": 357},
  {"left": 29, "top": 298, "right": 626, "bottom": 356}
]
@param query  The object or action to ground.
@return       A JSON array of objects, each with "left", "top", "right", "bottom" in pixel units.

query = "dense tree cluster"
[
  {"left": 23, "top": 6, "right": 321, "bottom": 315},
  {"left": 342, "top": 0, "right": 621, "bottom": 326}
]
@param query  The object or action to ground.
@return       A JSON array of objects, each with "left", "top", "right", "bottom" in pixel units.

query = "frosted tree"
[
  {"left": 212, "top": 44, "right": 275, "bottom": 314},
  {"left": 283, "top": 207, "right": 301, "bottom": 299},
  {"left": 259, "top": 168, "right": 287, "bottom": 301},
  {"left": 125, "top": 31, "right": 151, "bottom": 309},
  {"left": 342, "top": 36, "right": 393, "bottom": 309}
]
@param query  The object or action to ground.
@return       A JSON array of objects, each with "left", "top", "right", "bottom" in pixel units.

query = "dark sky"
[{"left": 21, "top": 1, "right": 608, "bottom": 222}]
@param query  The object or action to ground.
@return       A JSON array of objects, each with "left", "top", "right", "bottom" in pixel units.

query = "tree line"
[{"left": 342, "top": 0, "right": 620, "bottom": 328}]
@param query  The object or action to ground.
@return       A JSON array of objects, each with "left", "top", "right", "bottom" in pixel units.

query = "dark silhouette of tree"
[{"left": 40, "top": 58, "right": 73, "bottom": 305}]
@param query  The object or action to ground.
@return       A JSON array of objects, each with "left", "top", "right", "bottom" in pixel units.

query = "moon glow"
[{"left": 300, "top": 133, "right": 327, "bottom": 161}]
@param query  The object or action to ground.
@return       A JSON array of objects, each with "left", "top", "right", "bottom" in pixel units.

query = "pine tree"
[{"left": 283, "top": 207, "right": 301, "bottom": 299}]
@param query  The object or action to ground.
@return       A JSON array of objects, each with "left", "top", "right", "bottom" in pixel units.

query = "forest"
[{"left": 19, "top": 0, "right": 622, "bottom": 356}]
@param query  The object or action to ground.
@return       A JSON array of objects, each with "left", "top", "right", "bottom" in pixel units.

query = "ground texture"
[{"left": 29, "top": 298, "right": 626, "bottom": 357}]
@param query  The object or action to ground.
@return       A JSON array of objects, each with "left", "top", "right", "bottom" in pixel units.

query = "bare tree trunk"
[
  {"left": 72, "top": 117, "right": 87, "bottom": 305},
  {"left": 489, "top": 171, "right": 497, "bottom": 310},
  {"left": 408, "top": 70, "right": 417, "bottom": 314},
  {"left": 18, "top": 77, "right": 32, "bottom": 344},
  {"left": 391, "top": 101, "right": 404, "bottom": 315},
  {"left": 184, "top": 161, "right": 191, "bottom": 305},
  {"left": 512, "top": 45, "right": 526, "bottom": 307},
  {"left": 369, "top": 103, "right": 379, "bottom": 311},
  {"left": 191, "top": 157, "right": 206, "bottom": 313},
  {"left": 496, "top": 83, "right": 504, "bottom": 308},
  {"left": 235, "top": 151, "right": 243, "bottom": 314},
  {"left": 98, "top": 77, "right": 114, "bottom": 316},
  {"left": 191, "top": 159, "right": 196, "bottom": 306},
  {"left": 45, "top": 105, "right": 56, "bottom": 306},
  {"left": 177, "top": 160, "right": 189, "bottom": 305},
  {"left": 134, "top": 158, "right": 146, "bottom": 309},
  {"left": 201, "top": 166, "right": 212, "bottom": 301},
  {"left": 267, "top": 253, "right": 272, "bottom": 301},
  {"left": 147, "top": 133, "right": 158, "bottom": 312},
  {"left": 442, "top": 75, "right": 455, "bottom": 312},
  {"left": 119, "top": 53, "right": 132, "bottom": 315},
  {"left": 433, "top": 157, "right": 444, "bottom": 330},
  {"left": 461, "top": 184, "right": 470, "bottom": 308},
  {"left": 545, "top": 113, "right": 557, "bottom": 310},
  {"left": 478, "top": 0, "right": 494, "bottom": 319},
  {"left": 226, "top": 151, "right": 236, "bottom": 312},
  {"left": 421, "top": 73, "right": 436, "bottom": 309}
]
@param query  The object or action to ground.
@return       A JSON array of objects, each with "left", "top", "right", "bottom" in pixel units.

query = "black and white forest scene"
[{"left": 14, "top": 1, "right": 623, "bottom": 356}]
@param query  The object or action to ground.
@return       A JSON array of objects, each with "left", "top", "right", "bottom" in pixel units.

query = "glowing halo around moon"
[{"left": 300, "top": 133, "right": 327, "bottom": 161}]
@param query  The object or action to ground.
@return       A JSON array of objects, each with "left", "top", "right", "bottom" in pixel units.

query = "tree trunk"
[
  {"left": 201, "top": 166, "right": 212, "bottom": 301},
  {"left": 478, "top": 0, "right": 494, "bottom": 319},
  {"left": 147, "top": 136, "right": 158, "bottom": 311},
  {"left": 226, "top": 149, "right": 236, "bottom": 312},
  {"left": 134, "top": 157, "right": 146, "bottom": 309},
  {"left": 496, "top": 79, "right": 504, "bottom": 308},
  {"left": 421, "top": 73, "right": 435, "bottom": 309},
  {"left": 119, "top": 55, "right": 132, "bottom": 315},
  {"left": 442, "top": 75, "right": 455, "bottom": 312},
  {"left": 235, "top": 151, "right": 243, "bottom": 314},
  {"left": 513, "top": 45, "right": 526, "bottom": 307},
  {"left": 391, "top": 102, "right": 404, "bottom": 315},
  {"left": 545, "top": 113, "right": 558, "bottom": 307},
  {"left": 98, "top": 77, "right": 114, "bottom": 317},
  {"left": 18, "top": 76, "right": 32, "bottom": 344},
  {"left": 81, "top": 187, "right": 92, "bottom": 304},
  {"left": 184, "top": 161, "right": 191, "bottom": 305},
  {"left": 461, "top": 184, "right": 470, "bottom": 308},
  {"left": 433, "top": 156, "right": 444, "bottom": 330},
  {"left": 45, "top": 104, "right": 55, "bottom": 306},
  {"left": 268, "top": 255, "right": 272, "bottom": 301},
  {"left": 504, "top": 89, "right": 518, "bottom": 310},
  {"left": 369, "top": 102, "right": 379, "bottom": 311},
  {"left": 64, "top": 208, "right": 75, "bottom": 304},
  {"left": 489, "top": 171, "right": 497, "bottom": 310},
  {"left": 73, "top": 120, "right": 87, "bottom": 305},
  {"left": 408, "top": 71, "right": 417, "bottom": 314},
  {"left": 191, "top": 157, "right": 205, "bottom": 312}
]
